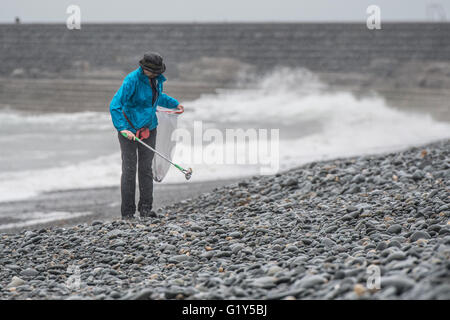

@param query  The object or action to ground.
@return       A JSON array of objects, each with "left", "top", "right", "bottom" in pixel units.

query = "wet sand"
[{"left": 0, "top": 178, "right": 241, "bottom": 234}]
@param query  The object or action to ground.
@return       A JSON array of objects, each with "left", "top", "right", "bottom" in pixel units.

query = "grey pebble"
[
  {"left": 387, "top": 224, "right": 402, "bottom": 234},
  {"left": 295, "top": 275, "right": 326, "bottom": 289},
  {"left": 381, "top": 275, "right": 415, "bottom": 294},
  {"left": 20, "top": 268, "right": 39, "bottom": 278},
  {"left": 410, "top": 231, "right": 431, "bottom": 242}
]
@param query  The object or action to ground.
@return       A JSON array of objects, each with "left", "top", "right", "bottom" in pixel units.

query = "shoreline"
[
  {"left": 1, "top": 137, "right": 448, "bottom": 234},
  {"left": 0, "top": 178, "right": 242, "bottom": 234}
]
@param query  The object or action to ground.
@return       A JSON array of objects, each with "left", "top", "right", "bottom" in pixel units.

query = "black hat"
[{"left": 139, "top": 52, "right": 166, "bottom": 74}]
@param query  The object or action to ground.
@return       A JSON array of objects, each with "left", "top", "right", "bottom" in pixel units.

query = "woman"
[{"left": 110, "top": 52, "right": 184, "bottom": 220}]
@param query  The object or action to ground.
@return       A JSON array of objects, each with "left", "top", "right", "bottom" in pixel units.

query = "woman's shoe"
[{"left": 140, "top": 210, "right": 157, "bottom": 219}]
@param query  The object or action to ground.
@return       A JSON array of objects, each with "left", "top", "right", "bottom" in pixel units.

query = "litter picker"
[{"left": 121, "top": 132, "right": 193, "bottom": 180}]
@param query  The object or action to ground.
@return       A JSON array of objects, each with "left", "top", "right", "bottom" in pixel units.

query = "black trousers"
[{"left": 118, "top": 128, "right": 157, "bottom": 217}]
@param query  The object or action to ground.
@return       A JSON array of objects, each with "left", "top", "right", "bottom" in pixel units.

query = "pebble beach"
[{"left": 0, "top": 139, "right": 449, "bottom": 300}]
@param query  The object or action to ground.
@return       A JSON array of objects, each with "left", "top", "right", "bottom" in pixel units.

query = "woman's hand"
[
  {"left": 120, "top": 130, "right": 135, "bottom": 141},
  {"left": 176, "top": 104, "right": 184, "bottom": 113}
]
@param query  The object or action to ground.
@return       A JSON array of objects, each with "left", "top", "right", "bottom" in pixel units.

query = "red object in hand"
[{"left": 136, "top": 127, "right": 150, "bottom": 139}]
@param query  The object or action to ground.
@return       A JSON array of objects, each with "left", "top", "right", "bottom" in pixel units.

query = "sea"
[{"left": 0, "top": 23, "right": 449, "bottom": 203}]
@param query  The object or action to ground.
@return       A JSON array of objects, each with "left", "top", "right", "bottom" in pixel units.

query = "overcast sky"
[{"left": 1, "top": 0, "right": 449, "bottom": 23}]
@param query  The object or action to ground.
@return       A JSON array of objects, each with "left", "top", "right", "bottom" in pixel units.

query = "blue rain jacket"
[{"left": 110, "top": 67, "right": 179, "bottom": 133}]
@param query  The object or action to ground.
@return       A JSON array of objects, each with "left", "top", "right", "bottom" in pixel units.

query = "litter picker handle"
[
  {"left": 120, "top": 131, "right": 192, "bottom": 180},
  {"left": 121, "top": 131, "right": 134, "bottom": 139}
]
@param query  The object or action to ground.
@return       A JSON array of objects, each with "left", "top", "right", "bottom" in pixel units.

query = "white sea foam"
[{"left": 0, "top": 211, "right": 94, "bottom": 231}]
